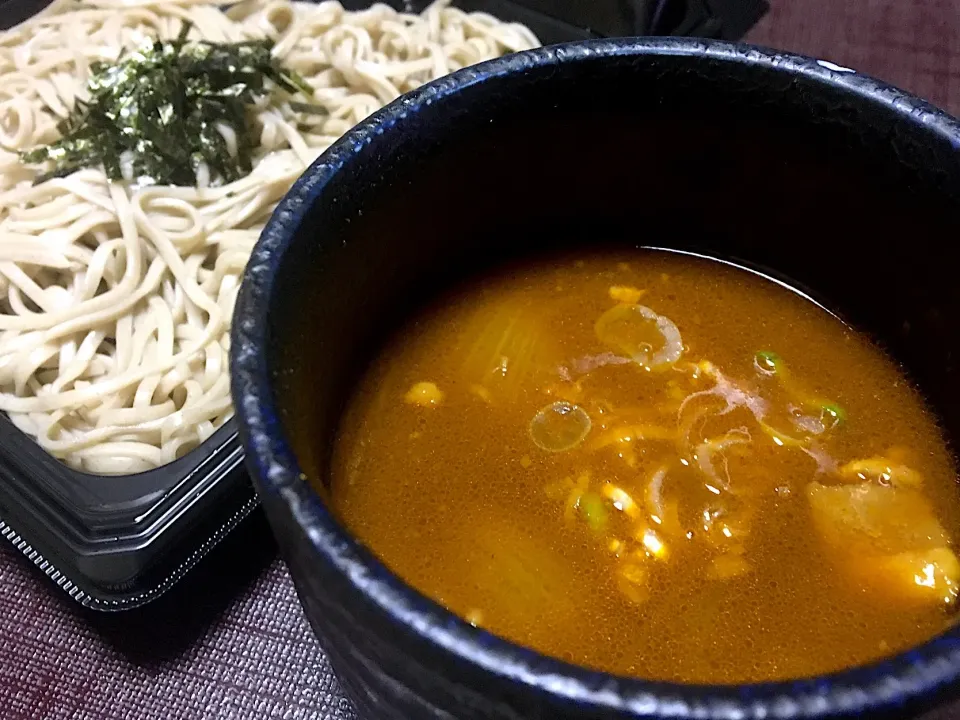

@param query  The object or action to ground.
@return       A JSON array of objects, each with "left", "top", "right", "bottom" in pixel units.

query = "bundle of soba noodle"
[{"left": 0, "top": 0, "right": 539, "bottom": 473}]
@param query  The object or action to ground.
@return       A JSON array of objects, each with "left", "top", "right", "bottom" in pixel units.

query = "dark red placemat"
[
  {"left": 747, "top": 0, "right": 959, "bottom": 114},
  {"left": 1, "top": 514, "right": 357, "bottom": 720},
  {"left": 1, "top": 3, "right": 958, "bottom": 719}
]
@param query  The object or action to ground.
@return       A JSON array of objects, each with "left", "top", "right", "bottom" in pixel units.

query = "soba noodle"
[{"left": 0, "top": 0, "right": 539, "bottom": 473}]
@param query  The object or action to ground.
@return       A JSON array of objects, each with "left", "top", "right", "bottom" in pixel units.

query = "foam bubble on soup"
[{"left": 331, "top": 249, "right": 960, "bottom": 684}]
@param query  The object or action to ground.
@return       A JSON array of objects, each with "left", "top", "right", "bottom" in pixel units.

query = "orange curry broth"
[{"left": 330, "top": 250, "right": 960, "bottom": 684}]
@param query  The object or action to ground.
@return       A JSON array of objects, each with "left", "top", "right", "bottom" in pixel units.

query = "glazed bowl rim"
[{"left": 231, "top": 37, "right": 960, "bottom": 719}]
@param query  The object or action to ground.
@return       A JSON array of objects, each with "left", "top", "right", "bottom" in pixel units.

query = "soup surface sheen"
[{"left": 331, "top": 250, "right": 960, "bottom": 683}]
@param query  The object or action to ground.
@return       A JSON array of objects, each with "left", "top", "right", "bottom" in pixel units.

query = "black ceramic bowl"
[{"left": 231, "top": 38, "right": 960, "bottom": 719}]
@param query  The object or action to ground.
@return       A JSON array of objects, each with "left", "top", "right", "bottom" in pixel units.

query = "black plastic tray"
[{"left": 0, "top": 0, "right": 766, "bottom": 611}]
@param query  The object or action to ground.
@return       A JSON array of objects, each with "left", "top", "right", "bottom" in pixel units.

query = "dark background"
[{"left": 1, "top": 1, "right": 958, "bottom": 718}]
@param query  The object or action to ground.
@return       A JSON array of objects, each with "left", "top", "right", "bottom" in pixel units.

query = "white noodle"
[{"left": 0, "top": 0, "right": 539, "bottom": 473}]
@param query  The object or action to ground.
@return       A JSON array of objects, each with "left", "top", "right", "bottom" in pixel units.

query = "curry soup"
[{"left": 330, "top": 249, "right": 960, "bottom": 684}]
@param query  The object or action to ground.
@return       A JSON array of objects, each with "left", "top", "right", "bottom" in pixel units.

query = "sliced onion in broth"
[{"left": 594, "top": 304, "right": 683, "bottom": 371}]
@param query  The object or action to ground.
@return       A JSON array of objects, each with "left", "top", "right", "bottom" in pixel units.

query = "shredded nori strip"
[{"left": 21, "top": 23, "right": 315, "bottom": 186}]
